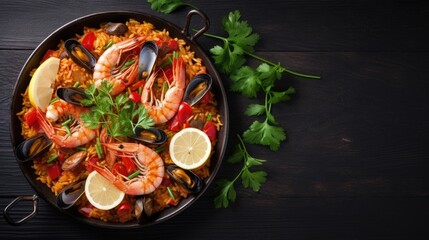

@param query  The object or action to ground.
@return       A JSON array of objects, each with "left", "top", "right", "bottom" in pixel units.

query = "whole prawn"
[
  {"left": 141, "top": 57, "right": 185, "bottom": 124},
  {"left": 90, "top": 142, "right": 164, "bottom": 195},
  {"left": 93, "top": 36, "right": 146, "bottom": 95},
  {"left": 37, "top": 100, "right": 96, "bottom": 148}
]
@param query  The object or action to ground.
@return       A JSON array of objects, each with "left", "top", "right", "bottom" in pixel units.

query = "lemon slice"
[
  {"left": 169, "top": 127, "right": 212, "bottom": 170},
  {"left": 84, "top": 171, "right": 125, "bottom": 210},
  {"left": 28, "top": 57, "right": 60, "bottom": 112}
]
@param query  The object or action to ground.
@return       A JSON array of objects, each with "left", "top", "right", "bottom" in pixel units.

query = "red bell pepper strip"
[
  {"left": 116, "top": 202, "right": 132, "bottom": 217},
  {"left": 47, "top": 163, "right": 62, "bottom": 180},
  {"left": 122, "top": 157, "right": 137, "bottom": 175},
  {"left": 24, "top": 108, "right": 38, "bottom": 127},
  {"left": 128, "top": 91, "right": 141, "bottom": 103},
  {"left": 86, "top": 156, "right": 100, "bottom": 173},
  {"left": 112, "top": 162, "right": 127, "bottom": 176},
  {"left": 41, "top": 49, "right": 56, "bottom": 63},
  {"left": 168, "top": 39, "right": 178, "bottom": 51},
  {"left": 81, "top": 32, "right": 96, "bottom": 51},
  {"left": 203, "top": 121, "right": 217, "bottom": 142},
  {"left": 177, "top": 102, "right": 193, "bottom": 124}
]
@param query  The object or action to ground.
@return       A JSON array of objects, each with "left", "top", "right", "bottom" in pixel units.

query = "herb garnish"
[
  {"left": 81, "top": 81, "right": 154, "bottom": 139},
  {"left": 148, "top": 0, "right": 197, "bottom": 14}
]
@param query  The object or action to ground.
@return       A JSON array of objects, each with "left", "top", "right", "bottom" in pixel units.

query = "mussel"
[
  {"left": 105, "top": 22, "right": 128, "bottom": 35},
  {"left": 129, "top": 127, "right": 167, "bottom": 145},
  {"left": 166, "top": 165, "right": 203, "bottom": 194},
  {"left": 64, "top": 39, "right": 97, "bottom": 72},
  {"left": 183, "top": 73, "right": 212, "bottom": 106},
  {"left": 138, "top": 41, "right": 158, "bottom": 80},
  {"left": 56, "top": 180, "right": 85, "bottom": 209},
  {"left": 56, "top": 87, "right": 90, "bottom": 107},
  {"left": 16, "top": 134, "right": 52, "bottom": 162},
  {"left": 135, "top": 196, "right": 154, "bottom": 222},
  {"left": 61, "top": 151, "right": 87, "bottom": 171}
]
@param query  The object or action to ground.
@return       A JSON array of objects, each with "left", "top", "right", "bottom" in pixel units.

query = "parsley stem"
[
  {"left": 244, "top": 50, "right": 320, "bottom": 79},
  {"left": 202, "top": 32, "right": 226, "bottom": 41}
]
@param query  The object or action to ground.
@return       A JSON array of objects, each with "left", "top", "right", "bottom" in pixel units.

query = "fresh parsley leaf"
[
  {"left": 243, "top": 120, "right": 286, "bottom": 151},
  {"left": 257, "top": 63, "right": 282, "bottom": 89},
  {"left": 230, "top": 66, "right": 261, "bottom": 98},
  {"left": 241, "top": 168, "right": 267, "bottom": 192},
  {"left": 227, "top": 146, "right": 245, "bottom": 164},
  {"left": 222, "top": 10, "right": 259, "bottom": 53},
  {"left": 268, "top": 87, "right": 295, "bottom": 104},
  {"left": 81, "top": 82, "right": 154, "bottom": 140},
  {"left": 214, "top": 179, "right": 236, "bottom": 208},
  {"left": 210, "top": 43, "right": 246, "bottom": 74},
  {"left": 244, "top": 104, "right": 266, "bottom": 116},
  {"left": 147, "top": 0, "right": 191, "bottom": 14}
]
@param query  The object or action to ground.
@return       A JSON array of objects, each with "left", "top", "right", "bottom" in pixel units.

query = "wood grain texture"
[{"left": 1, "top": 0, "right": 428, "bottom": 239}]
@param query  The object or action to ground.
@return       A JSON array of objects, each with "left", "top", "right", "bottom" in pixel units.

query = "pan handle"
[
  {"left": 3, "top": 195, "right": 39, "bottom": 226},
  {"left": 182, "top": 9, "right": 210, "bottom": 42}
]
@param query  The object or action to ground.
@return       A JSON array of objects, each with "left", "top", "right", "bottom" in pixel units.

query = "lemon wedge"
[
  {"left": 28, "top": 57, "right": 60, "bottom": 112},
  {"left": 169, "top": 127, "right": 212, "bottom": 170},
  {"left": 84, "top": 171, "right": 125, "bottom": 210}
]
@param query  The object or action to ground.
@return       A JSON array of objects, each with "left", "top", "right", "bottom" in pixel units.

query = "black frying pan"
[{"left": 5, "top": 10, "right": 229, "bottom": 228}]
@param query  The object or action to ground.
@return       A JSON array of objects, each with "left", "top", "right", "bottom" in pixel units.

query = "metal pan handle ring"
[
  {"left": 3, "top": 195, "right": 39, "bottom": 226},
  {"left": 182, "top": 9, "right": 210, "bottom": 41}
]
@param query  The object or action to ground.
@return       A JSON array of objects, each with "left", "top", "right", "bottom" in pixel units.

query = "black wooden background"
[{"left": 1, "top": 0, "right": 428, "bottom": 239}]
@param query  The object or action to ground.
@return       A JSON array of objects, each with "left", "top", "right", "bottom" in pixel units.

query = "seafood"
[
  {"left": 129, "top": 127, "right": 167, "bottom": 145},
  {"left": 64, "top": 39, "right": 97, "bottom": 72},
  {"left": 166, "top": 165, "right": 203, "bottom": 193},
  {"left": 141, "top": 57, "right": 186, "bottom": 123},
  {"left": 16, "top": 134, "right": 52, "bottom": 162},
  {"left": 105, "top": 22, "right": 128, "bottom": 35},
  {"left": 93, "top": 36, "right": 146, "bottom": 95},
  {"left": 183, "top": 73, "right": 212, "bottom": 106},
  {"left": 138, "top": 41, "right": 158, "bottom": 80},
  {"left": 91, "top": 142, "right": 164, "bottom": 195},
  {"left": 56, "top": 87, "right": 89, "bottom": 107},
  {"left": 61, "top": 151, "right": 87, "bottom": 171},
  {"left": 56, "top": 180, "right": 85, "bottom": 209},
  {"left": 36, "top": 100, "right": 96, "bottom": 148}
]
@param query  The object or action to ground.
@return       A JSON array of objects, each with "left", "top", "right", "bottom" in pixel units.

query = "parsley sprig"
[
  {"left": 148, "top": 0, "right": 197, "bottom": 14},
  {"left": 81, "top": 81, "right": 154, "bottom": 139},
  {"left": 214, "top": 135, "right": 267, "bottom": 208}
]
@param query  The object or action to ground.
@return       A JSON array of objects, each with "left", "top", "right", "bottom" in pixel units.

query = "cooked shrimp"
[
  {"left": 141, "top": 57, "right": 185, "bottom": 124},
  {"left": 36, "top": 100, "right": 96, "bottom": 148},
  {"left": 90, "top": 142, "right": 164, "bottom": 195},
  {"left": 93, "top": 36, "right": 146, "bottom": 95}
]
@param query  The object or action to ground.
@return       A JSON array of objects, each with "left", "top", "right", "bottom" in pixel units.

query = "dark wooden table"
[{"left": 1, "top": 0, "right": 428, "bottom": 239}]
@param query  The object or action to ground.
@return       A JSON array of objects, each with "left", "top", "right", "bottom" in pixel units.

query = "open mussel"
[
  {"left": 56, "top": 180, "right": 85, "bottom": 209},
  {"left": 56, "top": 87, "right": 90, "bottom": 107},
  {"left": 166, "top": 165, "right": 203, "bottom": 194},
  {"left": 61, "top": 151, "right": 87, "bottom": 171},
  {"left": 129, "top": 127, "right": 167, "bottom": 145},
  {"left": 64, "top": 39, "right": 97, "bottom": 72},
  {"left": 138, "top": 41, "right": 158, "bottom": 80},
  {"left": 135, "top": 196, "right": 154, "bottom": 222},
  {"left": 16, "top": 134, "right": 52, "bottom": 162},
  {"left": 105, "top": 22, "right": 128, "bottom": 35},
  {"left": 183, "top": 73, "right": 212, "bottom": 106}
]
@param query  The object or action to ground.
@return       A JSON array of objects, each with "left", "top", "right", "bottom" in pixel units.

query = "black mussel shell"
[
  {"left": 138, "top": 41, "right": 158, "bottom": 81},
  {"left": 56, "top": 180, "right": 85, "bottom": 209},
  {"left": 135, "top": 196, "right": 155, "bottom": 222},
  {"left": 129, "top": 127, "right": 167, "bottom": 145},
  {"left": 16, "top": 134, "right": 52, "bottom": 162},
  {"left": 183, "top": 73, "right": 212, "bottom": 106},
  {"left": 56, "top": 87, "right": 90, "bottom": 107},
  {"left": 166, "top": 165, "right": 203, "bottom": 194},
  {"left": 64, "top": 39, "right": 97, "bottom": 72},
  {"left": 105, "top": 22, "right": 128, "bottom": 35}
]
